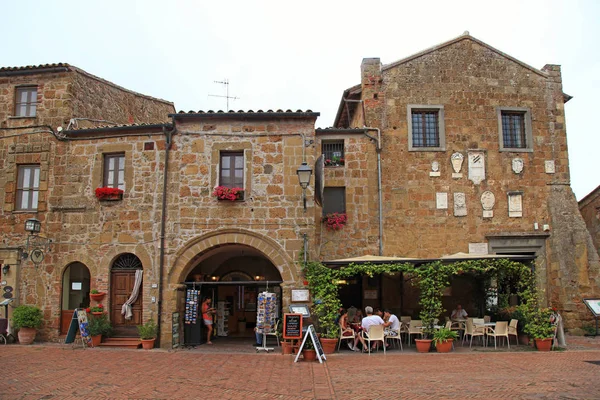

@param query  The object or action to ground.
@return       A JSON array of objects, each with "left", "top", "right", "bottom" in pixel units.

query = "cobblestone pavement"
[{"left": 3, "top": 344, "right": 600, "bottom": 399}]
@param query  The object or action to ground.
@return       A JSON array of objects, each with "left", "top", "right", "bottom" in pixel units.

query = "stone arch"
[{"left": 169, "top": 228, "right": 298, "bottom": 286}]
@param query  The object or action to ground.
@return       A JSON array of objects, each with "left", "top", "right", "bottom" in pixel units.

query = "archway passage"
[
  {"left": 182, "top": 244, "right": 283, "bottom": 346},
  {"left": 110, "top": 253, "right": 143, "bottom": 337},
  {"left": 60, "top": 262, "right": 91, "bottom": 334}
]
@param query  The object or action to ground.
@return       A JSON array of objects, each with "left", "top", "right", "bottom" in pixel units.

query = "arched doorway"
[
  {"left": 110, "top": 253, "right": 143, "bottom": 337},
  {"left": 183, "top": 244, "right": 283, "bottom": 346},
  {"left": 60, "top": 262, "right": 91, "bottom": 334}
]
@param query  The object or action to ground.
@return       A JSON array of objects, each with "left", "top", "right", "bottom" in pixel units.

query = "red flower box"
[
  {"left": 321, "top": 212, "right": 348, "bottom": 230},
  {"left": 95, "top": 187, "right": 124, "bottom": 201},
  {"left": 213, "top": 186, "right": 244, "bottom": 201}
]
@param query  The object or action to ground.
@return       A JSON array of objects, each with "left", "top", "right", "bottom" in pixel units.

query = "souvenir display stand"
[
  {"left": 255, "top": 291, "right": 277, "bottom": 352},
  {"left": 217, "top": 301, "right": 230, "bottom": 337},
  {"left": 183, "top": 285, "right": 202, "bottom": 347}
]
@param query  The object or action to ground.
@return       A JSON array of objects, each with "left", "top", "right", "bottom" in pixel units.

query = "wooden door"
[{"left": 111, "top": 270, "right": 143, "bottom": 336}]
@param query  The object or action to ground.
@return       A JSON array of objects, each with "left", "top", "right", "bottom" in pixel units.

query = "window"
[
  {"left": 14, "top": 86, "right": 37, "bottom": 117},
  {"left": 407, "top": 105, "right": 445, "bottom": 151},
  {"left": 322, "top": 140, "right": 344, "bottom": 166},
  {"left": 220, "top": 151, "right": 244, "bottom": 188},
  {"left": 16, "top": 165, "right": 40, "bottom": 211},
  {"left": 323, "top": 187, "right": 346, "bottom": 215},
  {"left": 103, "top": 153, "right": 125, "bottom": 190},
  {"left": 497, "top": 107, "right": 533, "bottom": 152}
]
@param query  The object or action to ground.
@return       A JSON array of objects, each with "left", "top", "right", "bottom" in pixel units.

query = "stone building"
[
  {"left": 321, "top": 33, "right": 600, "bottom": 331},
  {"left": 0, "top": 63, "right": 174, "bottom": 339},
  {"left": 579, "top": 185, "right": 600, "bottom": 256}
]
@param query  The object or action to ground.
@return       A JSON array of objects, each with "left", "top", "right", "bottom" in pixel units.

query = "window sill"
[
  {"left": 97, "top": 194, "right": 124, "bottom": 202},
  {"left": 408, "top": 147, "right": 446, "bottom": 152},
  {"left": 324, "top": 164, "right": 345, "bottom": 168},
  {"left": 499, "top": 148, "right": 533, "bottom": 153},
  {"left": 8, "top": 115, "right": 37, "bottom": 120}
]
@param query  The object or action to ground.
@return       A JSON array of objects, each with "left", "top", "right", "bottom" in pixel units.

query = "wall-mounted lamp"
[
  {"left": 296, "top": 162, "right": 313, "bottom": 211},
  {"left": 24, "top": 218, "right": 41, "bottom": 234},
  {"left": 21, "top": 218, "right": 52, "bottom": 264},
  {"left": 210, "top": 275, "right": 219, "bottom": 281},
  {"left": 2, "top": 264, "right": 10, "bottom": 275}
]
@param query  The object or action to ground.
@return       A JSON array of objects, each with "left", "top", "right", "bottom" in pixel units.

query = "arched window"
[{"left": 111, "top": 253, "right": 143, "bottom": 270}]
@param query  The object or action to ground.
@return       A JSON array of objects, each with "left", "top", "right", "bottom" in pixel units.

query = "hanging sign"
[
  {"left": 283, "top": 313, "right": 303, "bottom": 340},
  {"left": 294, "top": 324, "right": 326, "bottom": 363}
]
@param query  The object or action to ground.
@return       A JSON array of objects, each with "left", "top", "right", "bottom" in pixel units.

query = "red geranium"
[
  {"left": 95, "top": 187, "right": 124, "bottom": 198},
  {"left": 213, "top": 186, "right": 243, "bottom": 201},
  {"left": 86, "top": 307, "right": 91, "bottom": 313},
  {"left": 321, "top": 212, "right": 348, "bottom": 230}
]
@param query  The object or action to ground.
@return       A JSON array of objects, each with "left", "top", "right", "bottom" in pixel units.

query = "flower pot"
[
  {"left": 303, "top": 349, "right": 317, "bottom": 361},
  {"left": 535, "top": 338, "right": 552, "bottom": 351},
  {"left": 415, "top": 339, "right": 433, "bottom": 353},
  {"left": 91, "top": 312, "right": 104, "bottom": 316},
  {"left": 320, "top": 337, "right": 338, "bottom": 354},
  {"left": 518, "top": 334, "right": 530, "bottom": 346},
  {"left": 141, "top": 338, "right": 155, "bottom": 350},
  {"left": 18, "top": 327, "right": 37, "bottom": 345},
  {"left": 90, "top": 293, "right": 106, "bottom": 302},
  {"left": 89, "top": 334, "right": 102, "bottom": 347},
  {"left": 435, "top": 339, "right": 453, "bottom": 353},
  {"left": 98, "top": 193, "right": 123, "bottom": 201},
  {"left": 282, "top": 341, "right": 293, "bottom": 355}
]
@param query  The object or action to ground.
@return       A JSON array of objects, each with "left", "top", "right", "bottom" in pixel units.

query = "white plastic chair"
[
  {"left": 338, "top": 324, "right": 356, "bottom": 351},
  {"left": 265, "top": 319, "right": 280, "bottom": 346},
  {"left": 385, "top": 323, "right": 403, "bottom": 351},
  {"left": 462, "top": 319, "right": 485, "bottom": 347},
  {"left": 487, "top": 321, "right": 510, "bottom": 349},
  {"left": 508, "top": 319, "right": 518, "bottom": 345},
  {"left": 407, "top": 320, "right": 423, "bottom": 346},
  {"left": 363, "top": 324, "right": 386, "bottom": 355}
]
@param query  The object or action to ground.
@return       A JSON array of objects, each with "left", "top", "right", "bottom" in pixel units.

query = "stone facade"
[
  {"left": 328, "top": 34, "right": 599, "bottom": 330},
  {"left": 579, "top": 185, "right": 600, "bottom": 256}
]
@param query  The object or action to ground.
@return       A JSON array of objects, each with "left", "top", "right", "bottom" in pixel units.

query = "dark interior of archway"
[{"left": 183, "top": 244, "right": 282, "bottom": 345}]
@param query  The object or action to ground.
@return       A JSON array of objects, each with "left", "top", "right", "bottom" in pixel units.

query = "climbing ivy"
[{"left": 304, "top": 258, "right": 538, "bottom": 339}]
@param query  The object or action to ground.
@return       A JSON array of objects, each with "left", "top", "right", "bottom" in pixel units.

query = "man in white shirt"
[
  {"left": 383, "top": 310, "right": 400, "bottom": 336},
  {"left": 451, "top": 304, "right": 468, "bottom": 320},
  {"left": 361, "top": 306, "right": 385, "bottom": 350}
]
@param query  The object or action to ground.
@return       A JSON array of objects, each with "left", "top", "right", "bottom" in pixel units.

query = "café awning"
[{"left": 324, "top": 252, "right": 534, "bottom": 266}]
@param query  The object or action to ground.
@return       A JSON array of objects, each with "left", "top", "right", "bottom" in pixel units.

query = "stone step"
[{"left": 98, "top": 337, "right": 141, "bottom": 349}]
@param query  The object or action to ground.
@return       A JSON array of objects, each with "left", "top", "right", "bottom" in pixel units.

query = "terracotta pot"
[
  {"left": 535, "top": 338, "right": 552, "bottom": 352},
  {"left": 320, "top": 337, "right": 338, "bottom": 354},
  {"left": 90, "top": 293, "right": 106, "bottom": 302},
  {"left": 415, "top": 339, "right": 433, "bottom": 353},
  {"left": 89, "top": 334, "right": 102, "bottom": 347},
  {"left": 18, "top": 327, "right": 37, "bottom": 345},
  {"left": 518, "top": 334, "right": 530, "bottom": 346},
  {"left": 303, "top": 349, "right": 317, "bottom": 361},
  {"left": 282, "top": 341, "right": 293, "bottom": 355},
  {"left": 435, "top": 339, "right": 453, "bottom": 353},
  {"left": 141, "top": 338, "right": 155, "bottom": 350},
  {"left": 91, "top": 312, "right": 104, "bottom": 316}
]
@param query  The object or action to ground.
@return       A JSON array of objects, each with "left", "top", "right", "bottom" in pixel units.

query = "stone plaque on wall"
[
  {"left": 512, "top": 158, "right": 524, "bottom": 174},
  {"left": 436, "top": 192, "right": 448, "bottom": 209},
  {"left": 451, "top": 152, "right": 464, "bottom": 178},
  {"left": 454, "top": 193, "right": 467, "bottom": 216},
  {"left": 468, "top": 151, "right": 485, "bottom": 185},
  {"left": 469, "top": 242, "right": 489, "bottom": 255},
  {"left": 545, "top": 160, "right": 555, "bottom": 174},
  {"left": 508, "top": 191, "right": 523, "bottom": 218},
  {"left": 430, "top": 161, "right": 440, "bottom": 177},
  {"left": 480, "top": 191, "right": 495, "bottom": 218}
]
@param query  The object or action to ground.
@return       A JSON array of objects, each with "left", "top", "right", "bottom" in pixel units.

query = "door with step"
[{"left": 110, "top": 254, "right": 143, "bottom": 337}]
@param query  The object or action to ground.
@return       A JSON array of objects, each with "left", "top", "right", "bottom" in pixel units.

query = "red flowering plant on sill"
[
  {"left": 324, "top": 156, "right": 345, "bottom": 167},
  {"left": 213, "top": 186, "right": 244, "bottom": 201},
  {"left": 321, "top": 212, "right": 348, "bottom": 230},
  {"left": 95, "top": 187, "right": 124, "bottom": 201}
]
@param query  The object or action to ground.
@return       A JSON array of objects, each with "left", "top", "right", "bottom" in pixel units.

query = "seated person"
[
  {"left": 383, "top": 309, "right": 400, "bottom": 336},
  {"left": 339, "top": 308, "right": 366, "bottom": 351},
  {"left": 361, "top": 306, "right": 385, "bottom": 350},
  {"left": 374, "top": 308, "right": 384, "bottom": 318},
  {"left": 254, "top": 326, "right": 263, "bottom": 347},
  {"left": 334, "top": 306, "right": 344, "bottom": 326},
  {"left": 451, "top": 304, "right": 468, "bottom": 320},
  {"left": 352, "top": 310, "right": 363, "bottom": 324}
]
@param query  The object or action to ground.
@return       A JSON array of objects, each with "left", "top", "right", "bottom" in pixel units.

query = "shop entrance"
[{"left": 182, "top": 244, "right": 283, "bottom": 346}]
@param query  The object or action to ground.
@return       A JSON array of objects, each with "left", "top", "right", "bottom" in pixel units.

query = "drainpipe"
[
  {"left": 157, "top": 122, "right": 176, "bottom": 347},
  {"left": 342, "top": 98, "right": 384, "bottom": 256}
]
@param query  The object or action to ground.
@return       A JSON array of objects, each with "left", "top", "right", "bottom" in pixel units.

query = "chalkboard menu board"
[
  {"left": 283, "top": 313, "right": 302, "bottom": 340},
  {"left": 294, "top": 324, "right": 326, "bottom": 363}
]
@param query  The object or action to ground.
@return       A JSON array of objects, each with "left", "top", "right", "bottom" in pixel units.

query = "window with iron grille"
[
  {"left": 220, "top": 151, "right": 244, "bottom": 188},
  {"left": 407, "top": 105, "right": 445, "bottom": 151},
  {"left": 322, "top": 140, "right": 345, "bottom": 166},
  {"left": 323, "top": 187, "right": 346, "bottom": 215},
  {"left": 14, "top": 86, "right": 37, "bottom": 117},
  {"left": 16, "top": 165, "right": 40, "bottom": 211},
  {"left": 103, "top": 153, "right": 125, "bottom": 190},
  {"left": 497, "top": 107, "right": 533, "bottom": 152}
]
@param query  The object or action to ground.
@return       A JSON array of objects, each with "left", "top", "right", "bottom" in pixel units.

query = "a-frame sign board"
[
  {"left": 294, "top": 324, "right": 326, "bottom": 363},
  {"left": 64, "top": 308, "right": 92, "bottom": 348}
]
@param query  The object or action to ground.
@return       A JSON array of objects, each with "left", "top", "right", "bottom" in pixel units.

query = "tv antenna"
[{"left": 209, "top": 79, "right": 239, "bottom": 110}]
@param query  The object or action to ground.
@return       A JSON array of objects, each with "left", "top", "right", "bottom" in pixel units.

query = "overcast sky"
[{"left": 3, "top": 0, "right": 598, "bottom": 200}]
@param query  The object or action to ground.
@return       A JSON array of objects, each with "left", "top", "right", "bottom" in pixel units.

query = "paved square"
[{"left": 3, "top": 345, "right": 600, "bottom": 399}]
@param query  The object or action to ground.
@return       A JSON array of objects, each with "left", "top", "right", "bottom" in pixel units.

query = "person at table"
[
  {"left": 352, "top": 310, "right": 363, "bottom": 324},
  {"left": 451, "top": 304, "right": 468, "bottom": 320},
  {"left": 362, "top": 306, "right": 385, "bottom": 350},
  {"left": 334, "top": 306, "right": 344, "bottom": 325},
  {"left": 339, "top": 308, "right": 366, "bottom": 351},
  {"left": 383, "top": 309, "right": 400, "bottom": 336},
  {"left": 374, "top": 308, "right": 384, "bottom": 318}
]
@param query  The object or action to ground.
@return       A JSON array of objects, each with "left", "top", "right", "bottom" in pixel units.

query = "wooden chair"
[
  {"left": 507, "top": 319, "right": 519, "bottom": 345},
  {"left": 487, "top": 321, "right": 510, "bottom": 349},
  {"left": 337, "top": 324, "right": 356, "bottom": 352},
  {"left": 363, "top": 324, "right": 386, "bottom": 355},
  {"left": 407, "top": 320, "right": 423, "bottom": 346}
]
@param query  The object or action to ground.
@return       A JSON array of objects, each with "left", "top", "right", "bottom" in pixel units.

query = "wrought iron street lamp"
[
  {"left": 24, "top": 218, "right": 41, "bottom": 234},
  {"left": 296, "top": 162, "right": 312, "bottom": 211},
  {"left": 21, "top": 218, "right": 51, "bottom": 264}
]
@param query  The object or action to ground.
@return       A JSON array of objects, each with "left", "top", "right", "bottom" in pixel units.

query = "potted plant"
[
  {"left": 524, "top": 307, "right": 555, "bottom": 351},
  {"left": 87, "top": 313, "right": 112, "bottom": 347},
  {"left": 90, "top": 289, "right": 106, "bottom": 302},
  {"left": 432, "top": 327, "right": 458, "bottom": 353},
  {"left": 302, "top": 336, "right": 317, "bottom": 361},
  {"left": 88, "top": 304, "right": 105, "bottom": 316},
  {"left": 95, "top": 187, "right": 124, "bottom": 201},
  {"left": 213, "top": 186, "right": 244, "bottom": 201},
  {"left": 321, "top": 212, "right": 348, "bottom": 231},
  {"left": 13, "top": 305, "right": 43, "bottom": 345},
  {"left": 137, "top": 319, "right": 157, "bottom": 350}
]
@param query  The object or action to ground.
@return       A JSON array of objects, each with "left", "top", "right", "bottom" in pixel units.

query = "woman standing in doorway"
[{"left": 201, "top": 297, "right": 216, "bottom": 345}]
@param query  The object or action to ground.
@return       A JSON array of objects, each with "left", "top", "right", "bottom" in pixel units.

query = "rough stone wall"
[
  {"left": 70, "top": 70, "right": 174, "bottom": 127},
  {"left": 579, "top": 186, "right": 600, "bottom": 256}
]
